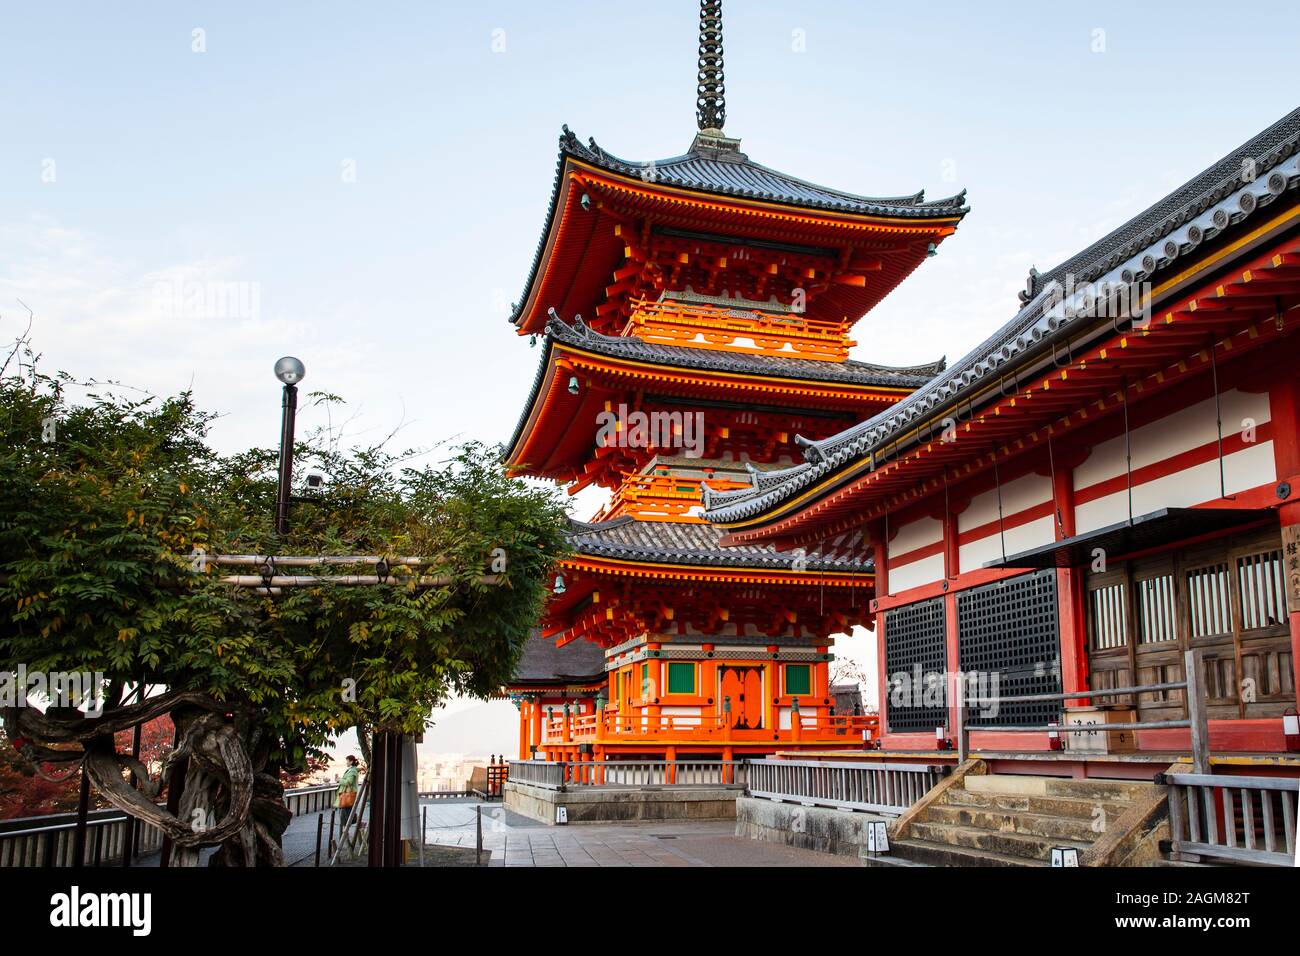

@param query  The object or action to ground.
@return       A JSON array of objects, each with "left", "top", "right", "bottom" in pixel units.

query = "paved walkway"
[
  {"left": 140, "top": 798, "right": 856, "bottom": 867},
  {"left": 418, "top": 798, "right": 857, "bottom": 867}
]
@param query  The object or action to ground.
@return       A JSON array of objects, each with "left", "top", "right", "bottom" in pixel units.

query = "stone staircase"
[{"left": 862, "top": 773, "right": 1158, "bottom": 867}]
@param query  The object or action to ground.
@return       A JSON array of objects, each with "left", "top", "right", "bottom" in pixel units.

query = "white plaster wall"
[
  {"left": 1075, "top": 441, "right": 1276, "bottom": 533},
  {"left": 1073, "top": 389, "right": 1271, "bottom": 491},
  {"left": 887, "top": 514, "right": 942, "bottom": 560},
  {"left": 959, "top": 514, "right": 1057, "bottom": 570},
  {"left": 888, "top": 553, "right": 945, "bottom": 592},
  {"left": 959, "top": 471, "right": 1052, "bottom": 535}
]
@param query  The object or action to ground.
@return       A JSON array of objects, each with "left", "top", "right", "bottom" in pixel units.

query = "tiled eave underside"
[
  {"left": 511, "top": 149, "right": 964, "bottom": 333},
  {"left": 504, "top": 336, "right": 925, "bottom": 476}
]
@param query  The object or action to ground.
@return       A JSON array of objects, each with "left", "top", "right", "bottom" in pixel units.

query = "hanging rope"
[
  {"left": 943, "top": 470, "right": 953, "bottom": 579},
  {"left": 1209, "top": 337, "right": 1228, "bottom": 500},
  {"left": 1122, "top": 375, "right": 1134, "bottom": 523},
  {"left": 993, "top": 446, "right": 1007, "bottom": 563}
]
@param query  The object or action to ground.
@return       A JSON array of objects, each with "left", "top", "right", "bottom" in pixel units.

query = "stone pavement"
[
  {"left": 418, "top": 798, "right": 858, "bottom": 867},
  {"left": 139, "top": 797, "right": 858, "bottom": 867}
]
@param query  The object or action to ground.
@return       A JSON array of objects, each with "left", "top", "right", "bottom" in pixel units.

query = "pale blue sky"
[
  {"left": 4, "top": 1, "right": 1298, "bottom": 463},
  {"left": 3, "top": 1, "right": 1297, "bottom": 753}
]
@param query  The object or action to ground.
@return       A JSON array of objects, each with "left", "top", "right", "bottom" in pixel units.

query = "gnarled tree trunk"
[{"left": 5, "top": 693, "right": 292, "bottom": 866}]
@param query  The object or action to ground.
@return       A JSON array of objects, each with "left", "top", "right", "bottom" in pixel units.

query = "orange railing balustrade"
[
  {"left": 593, "top": 472, "right": 752, "bottom": 523},
  {"left": 624, "top": 297, "right": 854, "bottom": 362},
  {"left": 540, "top": 708, "right": 879, "bottom": 746}
]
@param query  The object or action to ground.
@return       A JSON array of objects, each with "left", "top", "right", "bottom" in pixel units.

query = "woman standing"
[{"left": 336, "top": 754, "right": 361, "bottom": 827}]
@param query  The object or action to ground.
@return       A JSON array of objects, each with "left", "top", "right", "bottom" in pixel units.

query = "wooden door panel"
[
  {"left": 742, "top": 668, "right": 763, "bottom": 730},
  {"left": 1240, "top": 638, "right": 1296, "bottom": 717},
  {"left": 1088, "top": 651, "right": 1134, "bottom": 709},
  {"left": 719, "top": 668, "right": 742, "bottom": 726}
]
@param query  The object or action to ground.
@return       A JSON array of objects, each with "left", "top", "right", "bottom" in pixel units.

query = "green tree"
[{"left": 0, "top": 365, "right": 569, "bottom": 865}]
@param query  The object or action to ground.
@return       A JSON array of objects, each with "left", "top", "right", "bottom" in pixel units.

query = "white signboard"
[
  {"left": 1283, "top": 524, "right": 1300, "bottom": 614},
  {"left": 1051, "top": 846, "right": 1080, "bottom": 867},
  {"left": 866, "top": 820, "right": 889, "bottom": 854}
]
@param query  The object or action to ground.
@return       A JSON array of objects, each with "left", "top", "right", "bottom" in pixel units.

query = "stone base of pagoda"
[
  {"left": 734, "top": 796, "right": 892, "bottom": 858},
  {"left": 503, "top": 781, "right": 738, "bottom": 825}
]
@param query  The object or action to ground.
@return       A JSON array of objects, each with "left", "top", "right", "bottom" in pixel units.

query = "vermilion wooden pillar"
[
  {"left": 941, "top": 501, "right": 961, "bottom": 742},
  {"left": 518, "top": 700, "right": 529, "bottom": 760},
  {"left": 871, "top": 521, "right": 890, "bottom": 735},
  {"left": 1052, "top": 461, "right": 1088, "bottom": 698},
  {"left": 943, "top": 590, "right": 960, "bottom": 747},
  {"left": 1268, "top": 373, "right": 1300, "bottom": 708}
]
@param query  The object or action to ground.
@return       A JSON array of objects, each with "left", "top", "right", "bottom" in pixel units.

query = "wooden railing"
[
  {"left": 596, "top": 472, "right": 752, "bottom": 522},
  {"left": 0, "top": 808, "right": 166, "bottom": 868},
  {"left": 284, "top": 784, "right": 337, "bottom": 818},
  {"left": 624, "top": 297, "right": 853, "bottom": 361},
  {"left": 541, "top": 709, "right": 879, "bottom": 745},
  {"left": 507, "top": 759, "right": 747, "bottom": 791},
  {"left": 2, "top": 782, "right": 347, "bottom": 867},
  {"left": 506, "top": 760, "right": 568, "bottom": 791},
  {"left": 793, "top": 713, "right": 882, "bottom": 737},
  {"left": 957, "top": 649, "right": 1210, "bottom": 772},
  {"left": 746, "top": 759, "right": 945, "bottom": 816},
  {"left": 1164, "top": 772, "right": 1298, "bottom": 867}
]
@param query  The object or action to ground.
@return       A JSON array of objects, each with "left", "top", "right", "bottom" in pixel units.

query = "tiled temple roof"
[
  {"left": 561, "top": 127, "right": 969, "bottom": 218},
  {"left": 509, "top": 127, "right": 969, "bottom": 327},
  {"left": 703, "top": 106, "right": 1300, "bottom": 524},
  {"left": 505, "top": 316, "right": 945, "bottom": 465},
  {"left": 567, "top": 515, "right": 868, "bottom": 572},
  {"left": 511, "top": 629, "right": 607, "bottom": 684}
]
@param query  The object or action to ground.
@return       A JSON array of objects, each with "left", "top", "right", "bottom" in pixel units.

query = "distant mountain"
[{"left": 416, "top": 700, "right": 518, "bottom": 758}]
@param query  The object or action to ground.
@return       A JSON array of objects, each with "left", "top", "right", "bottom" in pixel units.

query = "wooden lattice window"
[
  {"left": 1186, "top": 561, "right": 1232, "bottom": 639},
  {"left": 1237, "top": 548, "right": 1286, "bottom": 631},
  {"left": 784, "top": 664, "right": 811, "bottom": 697},
  {"left": 1088, "top": 576, "right": 1128, "bottom": 650},
  {"left": 1084, "top": 526, "right": 1294, "bottom": 721},
  {"left": 667, "top": 662, "right": 696, "bottom": 695},
  {"left": 1134, "top": 571, "right": 1177, "bottom": 645}
]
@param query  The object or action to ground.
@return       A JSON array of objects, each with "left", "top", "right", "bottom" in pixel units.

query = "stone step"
[
  {"left": 858, "top": 851, "right": 930, "bottom": 867},
  {"left": 924, "top": 804, "right": 1104, "bottom": 843},
  {"left": 963, "top": 774, "right": 1151, "bottom": 803},
  {"left": 907, "top": 820, "right": 1091, "bottom": 862},
  {"left": 942, "top": 786, "right": 1130, "bottom": 822},
  {"left": 884, "top": 838, "right": 1047, "bottom": 868}
]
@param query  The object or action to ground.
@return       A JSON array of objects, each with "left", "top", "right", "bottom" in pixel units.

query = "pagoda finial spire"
[{"left": 695, "top": 0, "right": 725, "bottom": 132}]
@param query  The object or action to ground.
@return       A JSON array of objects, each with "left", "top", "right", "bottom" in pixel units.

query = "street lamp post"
[{"left": 273, "top": 356, "right": 305, "bottom": 536}]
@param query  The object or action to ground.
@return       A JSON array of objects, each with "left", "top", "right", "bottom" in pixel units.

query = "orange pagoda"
[{"left": 501, "top": 1, "right": 967, "bottom": 767}]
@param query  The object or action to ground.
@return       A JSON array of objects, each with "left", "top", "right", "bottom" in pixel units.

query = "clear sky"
[{"left": 3, "top": 1, "right": 1298, "bottom": 754}]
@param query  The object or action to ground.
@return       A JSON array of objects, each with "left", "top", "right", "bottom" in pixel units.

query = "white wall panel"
[{"left": 888, "top": 552, "right": 945, "bottom": 593}]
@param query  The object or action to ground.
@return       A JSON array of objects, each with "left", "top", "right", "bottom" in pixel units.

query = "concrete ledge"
[
  {"left": 735, "top": 796, "right": 891, "bottom": 857},
  {"left": 503, "top": 781, "right": 738, "bottom": 825}
]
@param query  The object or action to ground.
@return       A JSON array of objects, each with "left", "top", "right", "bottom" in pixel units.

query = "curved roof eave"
[
  {"left": 704, "top": 106, "right": 1300, "bottom": 528},
  {"left": 565, "top": 515, "right": 871, "bottom": 573},
  {"left": 508, "top": 125, "right": 971, "bottom": 327}
]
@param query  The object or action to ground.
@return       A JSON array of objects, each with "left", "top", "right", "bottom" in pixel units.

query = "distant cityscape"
[{"left": 312, "top": 752, "right": 494, "bottom": 793}]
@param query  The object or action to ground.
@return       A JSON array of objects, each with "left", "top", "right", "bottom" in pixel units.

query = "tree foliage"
[{"left": 0, "top": 365, "right": 570, "bottom": 863}]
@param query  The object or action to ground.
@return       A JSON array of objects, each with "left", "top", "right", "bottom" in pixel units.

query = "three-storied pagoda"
[{"left": 501, "top": 2, "right": 967, "bottom": 767}]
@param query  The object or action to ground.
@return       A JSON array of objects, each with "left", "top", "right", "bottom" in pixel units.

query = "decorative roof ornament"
[
  {"left": 1018, "top": 265, "right": 1041, "bottom": 304},
  {"left": 696, "top": 0, "right": 725, "bottom": 133}
]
